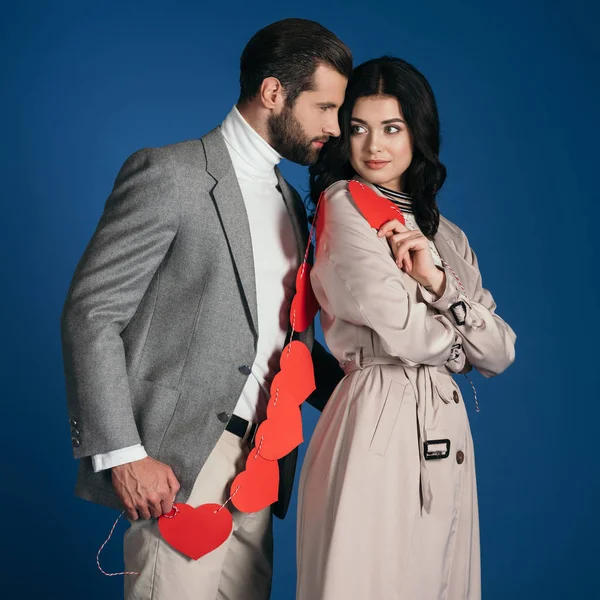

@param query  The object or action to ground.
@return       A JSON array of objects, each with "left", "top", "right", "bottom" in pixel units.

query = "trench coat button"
[
  {"left": 453, "top": 390, "right": 459, "bottom": 404},
  {"left": 238, "top": 365, "right": 252, "bottom": 376},
  {"left": 69, "top": 419, "right": 78, "bottom": 427},
  {"left": 456, "top": 450, "right": 465, "bottom": 464},
  {"left": 217, "top": 411, "right": 230, "bottom": 423},
  {"left": 72, "top": 438, "right": 81, "bottom": 448}
]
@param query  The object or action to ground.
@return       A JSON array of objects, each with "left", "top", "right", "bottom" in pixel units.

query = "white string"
[
  {"left": 463, "top": 372, "right": 480, "bottom": 413},
  {"left": 441, "top": 258, "right": 467, "bottom": 295},
  {"left": 215, "top": 486, "right": 240, "bottom": 513},
  {"left": 96, "top": 511, "right": 140, "bottom": 577},
  {"left": 440, "top": 259, "right": 482, "bottom": 412}
]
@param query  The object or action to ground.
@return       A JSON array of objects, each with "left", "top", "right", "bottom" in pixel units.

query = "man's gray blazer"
[{"left": 60, "top": 127, "right": 343, "bottom": 519}]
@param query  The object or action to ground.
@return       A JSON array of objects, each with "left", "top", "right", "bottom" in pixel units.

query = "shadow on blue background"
[{"left": 1, "top": 1, "right": 598, "bottom": 597}]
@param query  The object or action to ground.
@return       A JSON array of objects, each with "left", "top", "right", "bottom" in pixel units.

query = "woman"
[{"left": 296, "top": 57, "right": 516, "bottom": 599}]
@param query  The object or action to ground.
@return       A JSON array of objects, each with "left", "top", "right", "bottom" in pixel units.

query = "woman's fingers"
[
  {"left": 380, "top": 225, "right": 432, "bottom": 277},
  {"left": 378, "top": 219, "right": 409, "bottom": 238},
  {"left": 398, "top": 251, "right": 412, "bottom": 272},
  {"left": 394, "top": 235, "right": 428, "bottom": 272},
  {"left": 389, "top": 230, "right": 420, "bottom": 245},
  {"left": 404, "top": 253, "right": 413, "bottom": 272},
  {"left": 394, "top": 234, "right": 427, "bottom": 253}
]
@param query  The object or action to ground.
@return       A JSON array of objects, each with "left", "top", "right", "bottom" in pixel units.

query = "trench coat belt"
[{"left": 342, "top": 351, "right": 454, "bottom": 514}]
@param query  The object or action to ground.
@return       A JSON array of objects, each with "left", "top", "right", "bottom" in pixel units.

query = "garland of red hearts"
[
  {"left": 97, "top": 179, "right": 413, "bottom": 573},
  {"left": 155, "top": 194, "right": 328, "bottom": 562}
]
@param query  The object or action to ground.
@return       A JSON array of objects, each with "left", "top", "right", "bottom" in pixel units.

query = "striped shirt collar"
[{"left": 373, "top": 183, "right": 414, "bottom": 213}]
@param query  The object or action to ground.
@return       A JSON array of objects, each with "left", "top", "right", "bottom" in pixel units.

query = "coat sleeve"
[
  {"left": 419, "top": 229, "right": 516, "bottom": 377},
  {"left": 312, "top": 183, "right": 458, "bottom": 368},
  {"left": 60, "top": 148, "right": 181, "bottom": 458}
]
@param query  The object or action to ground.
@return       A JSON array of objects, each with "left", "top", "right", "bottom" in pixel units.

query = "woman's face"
[{"left": 349, "top": 95, "right": 413, "bottom": 191}]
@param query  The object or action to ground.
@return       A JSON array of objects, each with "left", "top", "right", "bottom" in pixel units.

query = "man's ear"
[{"left": 259, "top": 77, "right": 286, "bottom": 110}]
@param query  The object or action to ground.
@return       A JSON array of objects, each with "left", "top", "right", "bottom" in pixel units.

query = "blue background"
[{"left": 2, "top": 0, "right": 598, "bottom": 597}]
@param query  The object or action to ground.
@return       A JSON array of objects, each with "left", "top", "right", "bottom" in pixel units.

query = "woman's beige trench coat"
[{"left": 296, "top": 180, "right": 516, "bottom": 600}]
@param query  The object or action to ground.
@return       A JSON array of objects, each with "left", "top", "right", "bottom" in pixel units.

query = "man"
[{"left": 61, "top": 18, "right": 350, "bottom": 600}]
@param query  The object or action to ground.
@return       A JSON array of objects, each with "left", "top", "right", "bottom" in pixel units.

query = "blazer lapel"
[
  {"left": 276, "top": 168, "right": 315, "bottom": 345},
  {"left": 202, "top": 128, "right": 259, "bottom": 338},
  {"left": 275, "top": 168, "right": 309, "bottom": 263}
]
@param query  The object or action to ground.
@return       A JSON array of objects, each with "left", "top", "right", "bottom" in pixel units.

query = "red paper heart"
[
  {"left": 348, "top": 179, "right": 405, "bottom": 229},
  {"left": 280, "top": 341, "right": 316, "bottom": 404},
  {"left": 268, "top": 370, "right": 307, "bottom": 408},
  {"left": 158, "top": 503, "right": 232, "bottom": 560},
  {"left": 254, "top": 402, "right": 303, "bottom": 460},
  {"left": 267, "top": 377, "right": 303, "bottom": 419},
  {"left": 289, "top": 262, "right": 319, "bottom": 332},
  {"left": 230, "top": 451, "right": 280, "bottom": 513}
]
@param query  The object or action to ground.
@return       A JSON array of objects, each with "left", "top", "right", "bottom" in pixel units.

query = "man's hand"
[{"left": 111, "top": 456, "right": 180, "bottom": 520}]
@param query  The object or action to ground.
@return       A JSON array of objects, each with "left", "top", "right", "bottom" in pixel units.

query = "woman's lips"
[{"left": 364, "top": 160, "right": 390, "bottom": 170}]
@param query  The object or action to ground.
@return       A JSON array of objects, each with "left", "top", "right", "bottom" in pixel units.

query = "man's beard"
[{"left": 268, "top": 104, "right": 327, "bottom": 166}]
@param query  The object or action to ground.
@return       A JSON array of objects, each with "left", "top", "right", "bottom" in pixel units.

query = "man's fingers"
[
  {"left": 145, "top": 492, "right": 162, "bottom": 519},
  {"left": 150, "top": 503, "right": 163, "bottom": 519},
  {"left": 136, "top": 503, "right": 152, "bottom": 520},
  {"left": 162, "top": 470, "right": 180, "bottom": 514},
  {"left": 124, "top": 503, "right": 139, "bottom": 521},
  {"left": 157, "top": 481, "right": 175, "bottom": 515},
  {"left": 167, "top": 468, "right": 181, "bottom": 494},
  {"left": 161, "top": 496, "right": 174, "bottom": 515}
]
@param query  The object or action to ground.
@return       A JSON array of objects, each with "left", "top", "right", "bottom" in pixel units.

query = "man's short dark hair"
[{"left": 238, "top": 18, "right": 352, "bottom": 106}]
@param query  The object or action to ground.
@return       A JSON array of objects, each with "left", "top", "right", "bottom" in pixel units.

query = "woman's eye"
[
  {"left": 384, "top": 125, "right": 400, "bottom": 134},
  {"left": 350, "top": 125, "right": 366, "bottom": 134}
]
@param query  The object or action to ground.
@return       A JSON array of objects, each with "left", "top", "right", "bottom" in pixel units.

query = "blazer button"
[
  {"left": 238, "top": 365, "right": 252, "bottom": 376},
  {"left": 72, "top": 438, "right": 81, "bottom": 448},
  {"left": 71, "top": 429, "right": 80, "bottom": 437},
  {"left": 69, "top": 419, "right": 78, "bottom": 427},
  {"left": 453, "top": 390, "right": 459, "bottom": 404},
  {"left": 217, "top": 411, "right": 230, "bottom": 423},
  {"left": 456, "top": 450, "right": 465, "bottom": 464}
]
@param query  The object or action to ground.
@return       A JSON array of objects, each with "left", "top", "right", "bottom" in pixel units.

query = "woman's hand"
[{"left": 378, "top": 219, "right": 446, "bottom": 296}]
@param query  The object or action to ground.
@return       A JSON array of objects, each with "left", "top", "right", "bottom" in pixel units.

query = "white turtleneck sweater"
[
  {"left": 92, "top": 106, "right": 299, "bottom": 471},
  {"left": 220, "top": 106, "right": 299, "bottom": 422}
]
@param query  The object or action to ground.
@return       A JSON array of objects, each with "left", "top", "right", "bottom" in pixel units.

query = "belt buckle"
[{"left": 423, "top": 439, "right": 451, "bottom": 460}]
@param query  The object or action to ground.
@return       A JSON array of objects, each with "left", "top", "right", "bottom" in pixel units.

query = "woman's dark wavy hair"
[{"left": 309, "top": 56, "right": 446, "bottom": 239}]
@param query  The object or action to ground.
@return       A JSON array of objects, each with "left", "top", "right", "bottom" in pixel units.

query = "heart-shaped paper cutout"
[
  {"left": 158, "top": 503, "right": 232, "bottom": 560},
  {"left": 267, "top": 377, "right": 306, "bottom": 419},
  {"left": 280, "top": 341, "right": 316, "bottom": 404},
  {"left": 230, "top": 451, "right": 280, "bottom": 513},
  {"left": 268, "top": 370, "right": 308, "bottom": 408},
  {"left": 348, "top": 180, "right": 405, "bottom": 229},
  {"left": 289, "top": 262, "right": 319, "bottom": 333},
  {"left": 254, "top": 402, "right": 303, "bottom": 460}
]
